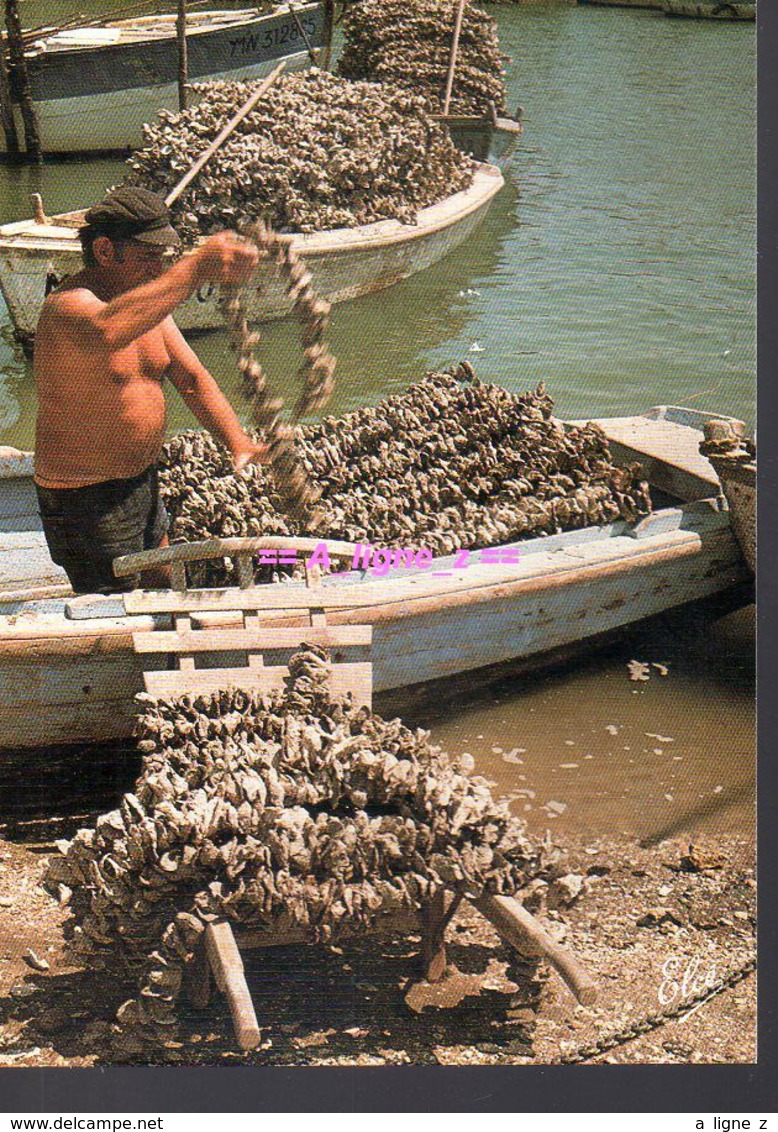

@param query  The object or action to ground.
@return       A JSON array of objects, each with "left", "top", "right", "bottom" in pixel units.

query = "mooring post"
[
  {"left": 4, "top": 0, "right": 41, "bottom": 161},
  {"left": 320, "top": 0, "right": 335, "bottom": 71},
  {"left": 176, "top": 0, "right": 188, "bottom": 111},
  {"left": 0, "top": 33, "right": 19, "bottom": 157}
]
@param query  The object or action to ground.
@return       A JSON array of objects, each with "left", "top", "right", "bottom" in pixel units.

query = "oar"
[
  {"left": 442, "top": 0, "right": 467, "bottom": 117},
  {"left": 165, "top": 61, "right": 286, "bottom": 208}
]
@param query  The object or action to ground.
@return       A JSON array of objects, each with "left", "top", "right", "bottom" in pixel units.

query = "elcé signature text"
[{"left": 658, "top": 953, "right": 717, "bottom": 1009}]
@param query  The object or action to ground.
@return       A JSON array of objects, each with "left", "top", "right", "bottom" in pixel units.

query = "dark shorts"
[{"left": 35, "top": 465, "right": 169, "bottom": 595}]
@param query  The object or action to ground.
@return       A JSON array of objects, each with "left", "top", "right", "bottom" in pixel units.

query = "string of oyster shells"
[
  {"left": 124, "top": 70, "right": 474, "bottom": 244},
  {"left": 46, "top": 647, "right": 546, "bottom": 1054},
  {"left": 219, "top": 217, "right": 336, "bottom": 529},
  {"left": 338, "top": 0, "right": 508, "bottom": 117},
  {"left": 158, "top": 368, "right": 652, "bottom": 585}
]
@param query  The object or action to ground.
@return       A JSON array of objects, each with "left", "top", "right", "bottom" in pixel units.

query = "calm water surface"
[{"left": 0, "top": 3, "right": 756, "bottom": 837}]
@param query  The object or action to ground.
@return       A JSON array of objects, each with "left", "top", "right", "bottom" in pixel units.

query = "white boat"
[
  {"left": 0, "top": 163, "right": 504, "bottom": 349},
  {"left": 0, "top": 406, "right": 753, "bottom": 751},
  {"left": 1, "top": 4, "right": 329, "bottom": 155}
]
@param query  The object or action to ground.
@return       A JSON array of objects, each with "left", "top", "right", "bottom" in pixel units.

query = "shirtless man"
[{"left": 34, "top": 186, "right": 266, "bottom": 594}]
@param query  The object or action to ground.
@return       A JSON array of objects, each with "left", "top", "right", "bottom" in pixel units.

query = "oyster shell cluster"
[
  {"left": 124, "top": 70, "right": 474, "bottom": 244},
  {"left": 158, "top": 367, "right": 652, "bottom": 582},
  {"left": 46, "top": 647, "right": 544, "bottom": 1053},
  {"left": 338, "top": 0, "right": 508, "bottom": 117}
]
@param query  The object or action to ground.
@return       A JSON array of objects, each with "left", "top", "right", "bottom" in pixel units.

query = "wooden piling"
[
  {"left": 0, "top": 34, "right": 18, "bottom": 157},
  {"left": 320, "top": 0, "right": 335, "bottom": 71},
  {"left": 4, "top": 0, "right": 41, "bottom": 161},
  {"left": 176, "top": 0, "right": 188, "bottom": 111}
]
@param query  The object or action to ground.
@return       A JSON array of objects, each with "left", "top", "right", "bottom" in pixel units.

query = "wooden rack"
[{"left": 117, "top": 538, "right": 597, "bottom": 1049}]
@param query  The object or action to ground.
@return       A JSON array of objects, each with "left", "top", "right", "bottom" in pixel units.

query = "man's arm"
[
  {"left": 163, "top": 317, "right": 267, "bottom": 472},
  {"left": 53, "top": 233, "right": 258, "bottom": 352}
]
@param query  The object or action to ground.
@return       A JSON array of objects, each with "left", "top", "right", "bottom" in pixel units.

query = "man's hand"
[
  {"left": 194, "top": 231, "right": 260, "bottom": 287},
  {"left": 232, "top": 439, "right": 270, "bottom": 474}
]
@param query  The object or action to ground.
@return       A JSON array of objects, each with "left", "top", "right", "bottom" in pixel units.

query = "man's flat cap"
[{"left": 82, "top": 186, "right": 181, "bottom": 247}]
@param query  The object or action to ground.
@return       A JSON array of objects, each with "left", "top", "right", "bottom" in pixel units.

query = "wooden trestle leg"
[
  {"left": 474, "top": 893, "right": 598, "bottom": 1006},
  {"left": 184, "top": 939, "right": 212, "bottom": 1009},
  {"left": 421, "top": 889, "right": 448, "bottom": 983},
  {"left": 204, "top": 921, "right": 262, "bottom": 1050}
]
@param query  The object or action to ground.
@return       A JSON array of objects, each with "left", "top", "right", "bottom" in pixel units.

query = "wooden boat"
[
  {"left": 0, "top": 4, "right": 330, "bottom": 156},
  {"left": 579, "top": 0, "right": 754, "bottom": 13},
  {"left": 437, "top": 108, "right": 524, "bottom": 164},
  {"left": 663, "top": 1, "right": 755, "bottom": 18},
  {"left": 0, "top": 163, "right": 504, "bottom": 351},
  {"left": 0, "top": 405, "right": 753, "bottom": 751}
]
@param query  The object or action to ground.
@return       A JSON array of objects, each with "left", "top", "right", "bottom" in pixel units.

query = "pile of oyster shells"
[
  {"left": 124, "top": 70, "right": 474, "bottom": 243},
  {"left": 46, "top": 647, "right": 544, "bottom": 1053},
  {"left": 338, "top": 0, "right": 508, "bottom": 117},
  {"left": 158, "top": 368, "right": 652, "bottom": 580}
]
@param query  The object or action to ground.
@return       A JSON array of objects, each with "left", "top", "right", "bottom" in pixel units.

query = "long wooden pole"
[
  {"left": 165, "top": 61, "right": 285, "bottom": 207},
  {"left": 176, "top": 0, "right": 188, "bottom": 111},
  {"left": 4, "top": 0, "right": 41, "bottom": 161},
  {"left": 442, "top": 0, "right": 466, "bottom": 117},
  {"left": 286, "top": 1, "right": 317, "bottom": 65}
]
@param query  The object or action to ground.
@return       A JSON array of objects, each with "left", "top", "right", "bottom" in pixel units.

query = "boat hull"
[
  {"left": 707, "top": 454, "right": 755, "bottom": 574},
  {"left": 0, "top": 164, "right": 504, "bottom": 345},
  {"left": 0, "top": 407, "right": 751, "bottom": 750},
  {"left": 3, "top": 4, "right": 328, "bottom": 154},
  {"left": 0, "top": 500, "right": 751, "bottom": 750}
]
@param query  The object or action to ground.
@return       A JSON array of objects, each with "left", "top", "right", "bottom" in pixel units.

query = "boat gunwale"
[
  {"left": 0, "top": 164, "right": 503, "bottom": 258},
  {"left": 0, "top": 496, "right": 736, "bottom": 643},
  {"left": 25, "top": 3, "right": 321, "bottom": 58}
]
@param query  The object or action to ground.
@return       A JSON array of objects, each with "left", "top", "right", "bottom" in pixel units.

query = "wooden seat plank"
[
  {"left": 142, "top": 662, "right": 373, "bottom": 706},
  {"left": 132, "top": 625, "right": 372, "bottom": 653},
  {"left": 586, "top": 415, "right": 719, "bottom": 500}
]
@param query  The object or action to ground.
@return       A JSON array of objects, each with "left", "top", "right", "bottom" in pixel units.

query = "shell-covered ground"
[{"left": 0, "top": 807, "right": 755, "bottom": 1067}]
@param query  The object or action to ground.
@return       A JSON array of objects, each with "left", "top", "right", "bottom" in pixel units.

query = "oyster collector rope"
[{"left": 219, "top": 218, "right": 337, "bottom": 529}]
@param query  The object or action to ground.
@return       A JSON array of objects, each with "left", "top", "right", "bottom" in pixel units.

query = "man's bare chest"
[{"left": 108, "top": 328, "right": 170, "bottom": 385}]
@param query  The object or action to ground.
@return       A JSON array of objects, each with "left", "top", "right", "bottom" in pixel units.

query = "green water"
[
  {"left": 0, "top": 2, "right": 756, "bottom": 837},
  {"left": 0, "top": 1, "right": 755, "bottom": 445}
]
